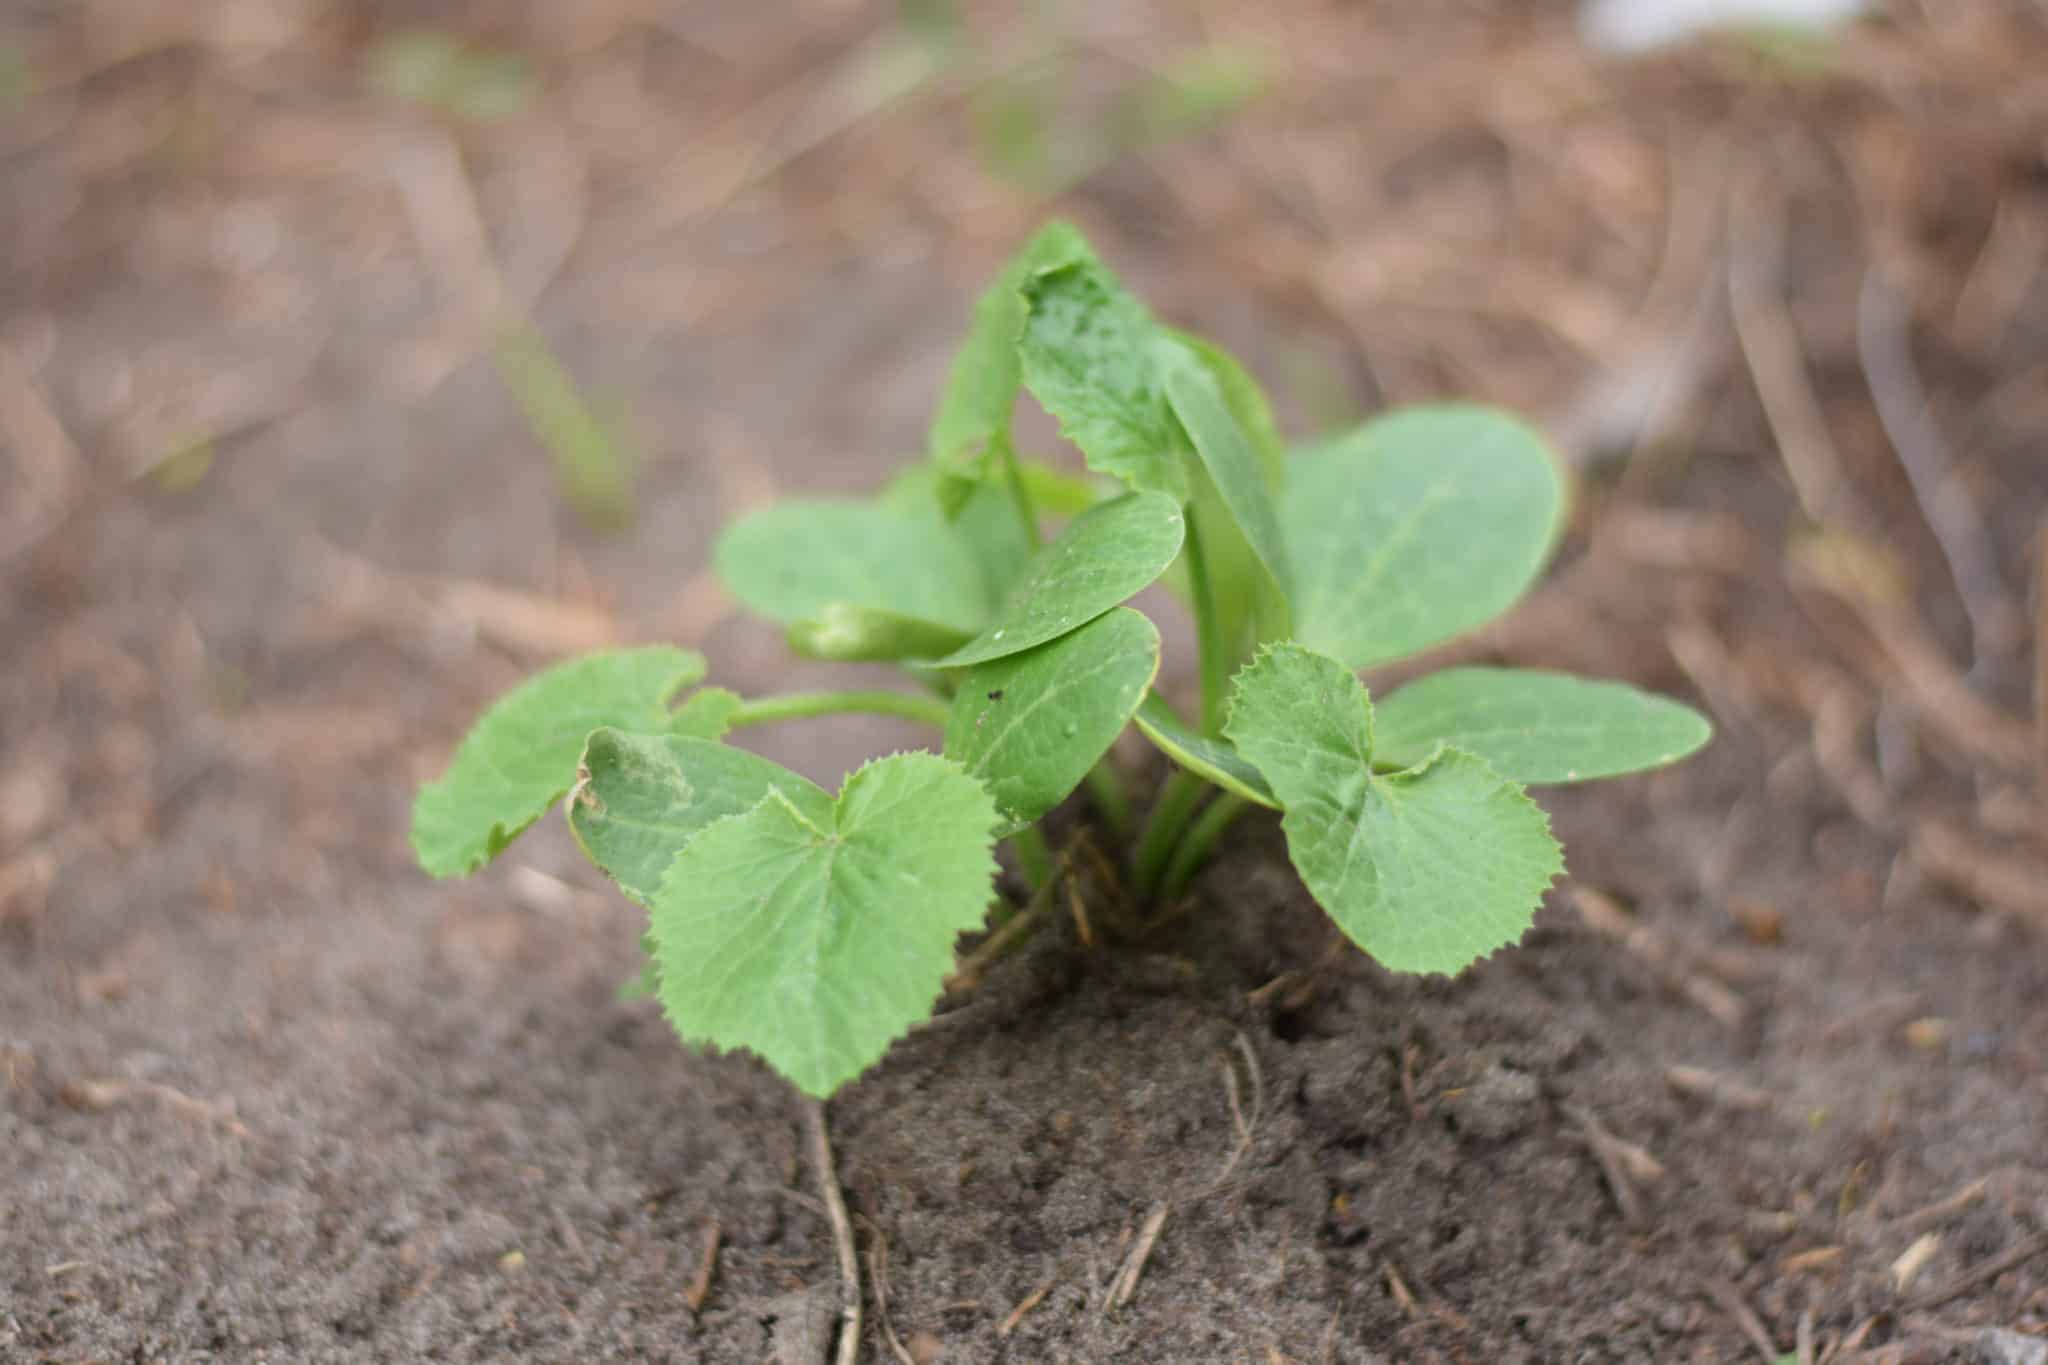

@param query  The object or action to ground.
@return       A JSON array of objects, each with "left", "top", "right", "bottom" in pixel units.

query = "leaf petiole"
[
  {"left": 1157, "top": 792, "right": 1249, "bottom": 904},
  {"left": 1130, "top": 768, "right": 1212, "bottom": 903},
  {"left": 999, "top": 438, "right": 1042, "bottom": 548},
  {"left": 1182, "top": 513, "right": 1230, "bottom": 736},
  {"left": 724, "top": 690, "right": 952, "bottom": 731},
  {"left": 1008, "top": 823, "right": 1055, "bottom": 892}
]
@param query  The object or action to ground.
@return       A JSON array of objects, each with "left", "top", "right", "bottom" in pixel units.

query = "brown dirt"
[{"left": 5, "top": 2, "right": 2047, "bottom": 1362}]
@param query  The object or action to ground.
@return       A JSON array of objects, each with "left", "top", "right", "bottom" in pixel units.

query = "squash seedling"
[{"left": 410, "top": 223, "right": 1711, "bottom": 1098}]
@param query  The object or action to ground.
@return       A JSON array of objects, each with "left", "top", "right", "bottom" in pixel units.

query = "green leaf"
[
  {"left": 651, "top": 752, "right": 999, "bottom": 1097},
  {"left": 1159, "top": 335, "right": 1292, "bottom": 608},
  {"left": 1132, "top": 693, "right": 1277, "bottom": 808},
  {"left": 1159, "top": 333, "right": 1291, "bottom": 655},
  {"left": 369, "top": 30, "right": 537, "bottom": 123},
  {"left": 1226, "top": 645, "right": 1562, "bottom": 974},
  {"left": 716, "top": 498, "right": 993, "bottom": 633},
  {"left": 569, "top": 729, "right": 827, "bottom": 906},
  {"left": 671, "top": 687, "right": 743, "bottom": 740},
  {"left": 883, "top": 466, "right": 1034, "bottom": 612},
  {"left": 1019, "top": 246, "right": 1189, "bottom": 501},
  {"left": 1373, "top": 668, "right": 1713, "bottom": 784},
  {"left": 411, "top": 647, "right": 704, "bottom": 878},
  {"left": 929, "top": 223, "right": 1091, "bottom": 489},
  {"left": 1281, "top": 405, "right": 1565, "bottom": 670},
  {"left": 939, "top": 492, "right": 1185, "bottom": 667},
  {"left": 945, "top": 608, "right": 1161, "bottom": 835},
  {"left": 1172, "top": 332, "right": 1285, "bottom": 486},
  {"left": 789, "top": 604, "right": 976, "bottom": 663}
]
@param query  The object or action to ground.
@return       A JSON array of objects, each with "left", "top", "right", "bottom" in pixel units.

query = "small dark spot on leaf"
[{"left": 987, "top": 690, "right": 1004, "bottom": 701}]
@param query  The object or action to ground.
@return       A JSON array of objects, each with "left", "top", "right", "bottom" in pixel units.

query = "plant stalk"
[
  {"left": 1008, "top": 824, "right": 1055, "bottom": 892},
  {"left": 1000, "top": 438, "right": 1042, "bottom": 548},
  {"left": 1157, "top": 793, "right": 1249, "bottom": 904},
  {"left": 1131, "top": 770, "right": 1211, "bottom": 903},
  {"left": 1182, "top": 514, "right": 1229, "bottom": 736},
  {"left": 725, "top": 689, "right": 951, "bottom": 731},
  {"left": 1083, "top": 757, "right": 1133, "bottom": 839}
]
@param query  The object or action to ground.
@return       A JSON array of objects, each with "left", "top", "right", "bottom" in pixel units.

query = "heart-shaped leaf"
[
  {"left": 1131, "top": 693, "right": 1277, "bottom": 808},
  {"left": 1372, "top": 668, "right": 1713, "bottom": 784},
  {"left": 945, "top": 608, "right": 1161, "bottom": 834},
  {"left": 1019, "top": 245, "right": 1189, "bottom": 501},
  {"left": 1226, "top": 645, "right": 1562, "bottom": 975},
  {"left": 411, "top": 647, "right": 705, "bottom": 878},
  {"left": 940, "top": 491, "right": 1185, "bottom": 667},
  {"left": 650, "top": 752, "right": 999, "bottom": 1097},
  {"left": 1281, "top": 406, "right": 1564, "bottom": 670},
  {"left": 570, "top": 728, "right": 827, "bottom": 905},
  {"left": 715, "top": 498, "right": 992, "bottom": 633}
]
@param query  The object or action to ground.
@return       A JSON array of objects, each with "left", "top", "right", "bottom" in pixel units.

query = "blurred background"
[{"left": 4, "top": 1, "right": 2046, "bottom": 1360}]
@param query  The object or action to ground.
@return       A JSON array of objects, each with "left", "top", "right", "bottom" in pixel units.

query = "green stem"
[
  {"left": 1008, "top": 824, "right": 1054, "bottom": 892},
  {"left": 1157, "top": 794, "right": 1249, "bottom": 904},
  {"left": 725, "top": 690, "right": 951, "bottom": 731},
  {"left": 1182, "top": 514, "right": 1229, "bottom": 736},
  {"left": 1083, "top": 757, "right": 1133, "bottom": 839},
  {"left": 999, "top": 438, "right": 1042, "bottom": 548},
  {"left": 1131, "top": 770, "right": 1211, "bottom": 903}
]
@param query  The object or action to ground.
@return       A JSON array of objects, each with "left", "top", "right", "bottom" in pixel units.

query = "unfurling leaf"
[
  {"left": 411, "top": 647, "right": 705, "bottom": 878},
  {"left": 1159, "top": 335, "right": 1291, "bottom": 605},
  {"left": 1281, "top": 406, "right": 1564, "bottom": 670},
  {"left": 946, "top": 608, "right": 1160, "bottom": 834},
  {"left": 928, "top": 222, "right": 1091, "bottom": 499},
  {"left": 789, "top": 603, "right": 975, "bottom": 663},
  {"left": 940, "top": 491, "right": 1185, "bottom": 667},
  {"left": 1019, "top": 246, "right": 1189, "bottom": 501},
  {"left": 1372, "top": 668, "right": 1713, "bottom": 784},
  {"left": 1226, "top": 645, "right": 1563, "bottom": 974},
  {"left": 651, "top": 752, "right": 999, "bottom": 1097}
]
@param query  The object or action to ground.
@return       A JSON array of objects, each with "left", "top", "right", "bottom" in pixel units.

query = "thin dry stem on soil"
[{"left": 805, "top": 1100, "right": 862, "bottom": 1365}]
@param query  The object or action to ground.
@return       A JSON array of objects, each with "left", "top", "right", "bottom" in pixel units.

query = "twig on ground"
[
  {"left": 1665, "top": 1065, "right": 1772, "bottom": 1112},
  {"left": 1910, "top": 820, "right": 2048, "bottom": 923},
  {"left": 0, "top": 338, "right": 86, "bottom": 561},
  {"left": 1890, "top": 1232, "right": 1941, "bottom": 1294},
  {"left": 683, "top": 1218, "right": 721, "bottom": 1312},
  {"left": 1703, "top": 1276, "right": 1782, "bottom": 1363},
  {"left": 1953, "top": 189, "right": 2046, "bottom": 354},
  {"left": 1572, "top": 885, "right": 1747, "bottom": 1029},
  {"left": 1898, "top": 1177, "right": 1987, "bottom": 1233},
  {"left": 1901, "top": 1229, "right": 2048, "bottom": 1312},
  {"left": 1857, "top": 266, "right": 2020, "bottom": 671},
  {"left": 59, "top": 1077, "right": 251, "bottom": 1138},
  {"left": 1564, "top": 1102, "right": 1660, "bottom": 1229},
  {"left": 1797, "top": 1309, "right": 1817, "bottom": 1365},
  {"left": 998, "top": 1279, "right": 1054, "bottom": 1339},
  {"left": 804, "top": 1099, "right": 863, "bottom": 1365},
  {"left": 945, "top": 875, "right": 1060, "bottom": 995},
  {"left": 1103, "top": 1203, "right": 1169, "bottom": 1312},
  {"left": 1727, "top": 174, "right": 1860, "bottom": 530},
  {"left": 866, "top": 1230, "right": 915, "bottom": 1365},
  {"left": 1793, "top": 535, "right": 2034, "bottom": 775},
  {"left": 2035, "top": 522, "right": 2047, "bottom": 839}
]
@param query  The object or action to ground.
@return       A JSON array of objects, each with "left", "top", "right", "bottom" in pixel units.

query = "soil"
[{"left": 4, "top": 3, "right": 2047, "bottom": 1362}]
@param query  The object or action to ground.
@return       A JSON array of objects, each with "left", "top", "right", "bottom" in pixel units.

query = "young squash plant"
[{"left": 411, "top": 223, "right": 1711, "bottom": 1099}]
